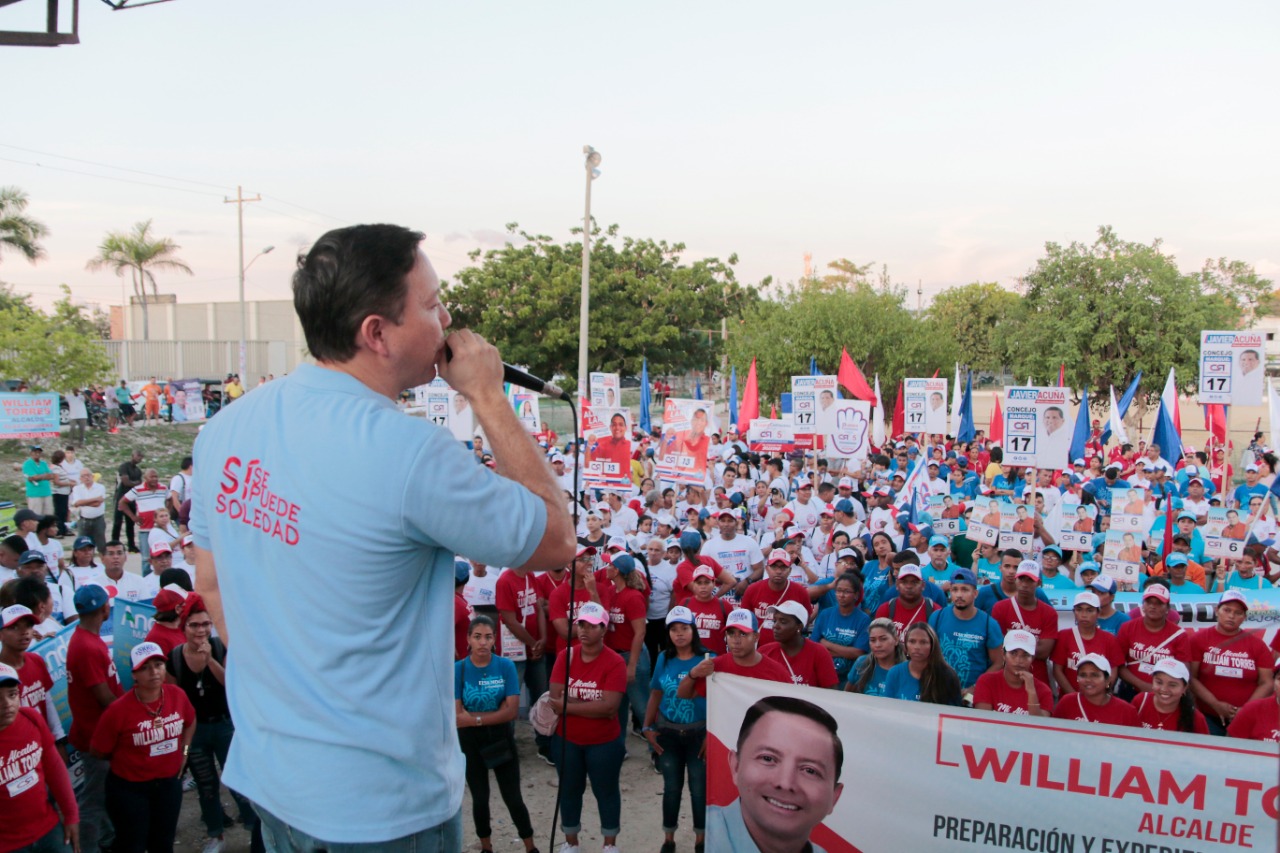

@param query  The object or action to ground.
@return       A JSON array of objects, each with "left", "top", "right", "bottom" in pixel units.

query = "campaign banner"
[
  {"left": 0, "top": 393, "right": 60, "bottom": 439},
  {"left": 747, "top": 418, "right": 797, "bottom": 453},
  {"left": 30, "top": 622, "right": 85, "bottom": 793},
  {"left": 706, "top": 672, "right": 1277, "bottom": 853},
  {"left": 967, "top": 498, "right": 1003, "bottom": 545},
  {"left": 1102, "top": 529, "right": 1142, "bottom": 586},
  {"left": 826, "top": 400, "right": 871, "bottom": 464},
  {"left": 1199, "top": 330, "right": 1265, "bottom": 405},
  {"left": 998, "top": 500, "right": 1035, "bottom": 551},
  {"left": 167, "top": 379, "right": 205, "bottom": 423},
  {"left": 903, "top": 378, "right": 948, "bottom": 435},
  {"left": 111, "top": 599, "right": 157, "bottom": 691},
  {"left": 657, "top": 398, "right": 717, "bottom": 485},
  {"left": 930, "top": 494, "right": 965, "bottom": 536},
  {"left": 589, "top": 372, "right": 620, "bottom": 410},
  {"left": 790, "top": 375, "right": 839, "bottom": 446},
  {"left": 1003, "top": 386, "right": 1072, "bottom": 469},
  {"left": 582, "top": 403, "right": 633, "bottom": 489},
  {"left": 1058, "top": 497, "right": 1096, "bottom": 551},
  {"left": 1203, "top": 506, "right": 1250, "bottom": 560}
]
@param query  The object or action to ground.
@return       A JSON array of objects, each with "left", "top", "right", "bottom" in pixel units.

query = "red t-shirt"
[
  {"left": 0, "top": 708, "right": 78, "bottom": 850},
  {"left": 17, "top": 652, "right": 54, "bottom": 713},
  {"left": 1189, "top": 628, "right": 1275, "bottom": 714},
  {"left": 1130, "top": 693, "right": 1210, "bottom": 735},
  {"left": 605, "top": 587, "right": 647, "bottom": 654},
  {"left": 694, "top": 652, "right": 791, "bottom": 697},
  {"left": 66, "top": 627, "right": 123, "bottom": 751},
  {"left": 681, "top": 595, "right": 731, "bottom": 655},
  {"left": 453, "top": 593, "right": 472, "bottom": 661},
  {"left": 673, "top": 555, "right": 725, "bottom": 601},
  {"left": 536, "top": 572, "right": 570, "bottom": 656},
  {"left": 547, "top": 582, "right": 615, "bottom": 649},
  {"left": 495, "top": 569, "right": 544, "bottom": 653},
  {"left": 874, "top": 597, "right": 938, "bottom": 641},
  {"left": 1116, "top": 620, "right": 1191, "bottom": 687},
  {"left": 1226, "top": 695, "right": 1280, "bottom": 742},
  {"left": 549, "top": 646, "right": 627, "bottom": 745},
  {"left": 1052, "top": 693, "right": 1139, "bottom": 727},
  {"left": 973, "top": 670, "right": 1054, "bottom": 715},
  {"left": 991, "top": 597, "right": 1060, "bottom": 685},
  {"left": 739, "top": 580, "right": 811, "bottom": 647},
  {"left": 145, "top": 622, "right": 187, "bottom": 656},
  {"left": 1049, "top": 628, "right": 1123, "bottom": 693},
  {"left": 759, "top": 640, "right": 838, "bottom": 688},
  {"left": 90, "top": 685, "right": 196, "bottom": 781}
]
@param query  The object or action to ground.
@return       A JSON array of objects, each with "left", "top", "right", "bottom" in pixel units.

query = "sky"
[{"left": 3, "top": 1, "right": 1277, "bottom": 314}]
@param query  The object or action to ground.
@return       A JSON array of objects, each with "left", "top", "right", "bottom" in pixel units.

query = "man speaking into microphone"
[{"left": 190, "top": 224, "right": 575, "bottom": 849}]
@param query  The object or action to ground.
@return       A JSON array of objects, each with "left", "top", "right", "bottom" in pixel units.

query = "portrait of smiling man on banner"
[{"left": 706, "top": 695, "right": 844, "bottom": 853}]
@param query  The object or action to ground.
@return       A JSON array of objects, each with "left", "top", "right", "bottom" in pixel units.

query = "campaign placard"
[
  {"left": 1203, "top": 506, "right": 1249, "bottom": 560},
  {"left": 826, "top": 400, "right": 872, "bottom": 464},
  {"left": 1199, "top": 330, "right": 1265, "bottom": 405},
  {"left": 747, "top": 418, "right": 797, "bottom": 453},
  {"left": 657, "top": 398, "right": 717, "bottom": 485},
  {"left": 1110, "top": 486, "right": 1150, "bottom": 533},
  {"left": 1102, "top": 529, "right": 1142, "bottom": 586},
  {"left": 930, "top": 494, "right": 965, "bottom": 536},
  {"left": 790, "top": 375, "right": 839, "bottom": 445},
  {"left": 1003, "top": 386, "right": 1072, "bottom": 469},
  {"left": 414, "top": 378, "right": 474, "bottom": 441},
  {"left": 998, "top": 500, "right": 1035, "bottom": 551},
  {"left": 589, "top": 371, "right": 620, "bottom": 410},
  {"left": 0, "top": 393, "right": 60, "bottom": 439},
  {"left": 582, "top": 403, "right": 633, "bottom": 489},
  {"left": 166, "top": 379, "right": 206, "bottom": 423},
  {"left": 967, "top": 498, "right": 1003, "bottom": 545},
  {"left": 509, "top": 389, "right": 540, "bottom": 434},
  {"left": 1057, "top": 497, "right": 1096, "bottom": 551},
  {"left": 903, "top": 378, "right": 948, "bottom": 435}
]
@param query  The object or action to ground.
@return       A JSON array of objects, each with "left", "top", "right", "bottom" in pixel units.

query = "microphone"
[{"left": 441, "top": 344, "right": 570, "bottom": 402}]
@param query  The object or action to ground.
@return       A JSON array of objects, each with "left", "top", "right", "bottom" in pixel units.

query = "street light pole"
[
  {"left": 224, "top": 185, "right": 262, "bottom": 381},
  {"left": 577, "top": 146, "right": 601, "bottom": 402}
]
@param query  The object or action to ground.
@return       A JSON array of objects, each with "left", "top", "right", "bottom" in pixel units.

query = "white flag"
[
  {"left": 872, "top": 375, "right": 886, "bottom": 447},
  {"left": 1107, "top": 385, "right": 1130, "bottom": 446},
  {"left": 949, "top": 363, "right": 962, "bottom": 437}
]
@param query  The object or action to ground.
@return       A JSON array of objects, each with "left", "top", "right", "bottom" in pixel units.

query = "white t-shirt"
[
  {"left": 100, "top": 570, "right": 159, "bottom": 603},
  {"left": 66, "top": 393, "right": 87, "bottom": 420},
  {"left": 700, "top": 535, "right": 764, "bottom": 583},
  {"left": 834, "top": 519, "right": 867, "bottom": 541},
  {"left": 869, "top": 507, "right": 896, "bottom": 536},
  {"left": 786, "top": 498, "right": 821, "bottom": 531},
  {"left": 169, "top": 472, "right": 193, "bottom": 507},
  {"left": 70, "top": 481, "right": 106, "bottom": 519},
  {"left": 611, "top": 506, "right": 639, "bottom": 535},
  {"left": 787, "top": 546, "right": 818, "bottom": 583},
  {"left": 27, "top": 535, "right": 64, "bottom": 569},
  {"left": 69, "top": 562, "right": 106, "bottom": 588},
  {"left": 646, "top": 559, "right": 678, "bottom": 619},
  {"left": 1181, "top": 498, "right": 1210, "bottom": 518}
]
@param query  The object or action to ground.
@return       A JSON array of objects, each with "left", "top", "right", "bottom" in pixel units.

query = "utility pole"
[{"left": 224, "top": 185, "right": 262, "bottom": 381}]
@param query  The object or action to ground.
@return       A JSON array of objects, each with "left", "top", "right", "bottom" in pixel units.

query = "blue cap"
[
  {"left": 950, "top": 568, "right": 978, "bottom": 587},
  {"left": 698, "top": 508, "right": 710, "bottom": 520},
  {"left": 928, "top": 535, "right": 950, "bottom": 549},
  {"left": 611, "top": 554, "right": 637, "bottom": 575},
  {"left": 73, "top": 584, "right": 109, "bottom": 615},
  {"left": 454, "top": 559, "right": 471, "bottom": 584},
  {"left": 18, "top": 550, "right": 46, "bottom": 565},
  {"left": 956, "top": 455, "right": 969, "bottom": 465},
  {"left": 1165, "top": 553, "right": 1189, "bottom": 567},
  {"left": 834, "top": 498, "right": 855, "bottom": 514},
  {"left": 679, "top": 531, "right": 702, "bottom": 552},
  {"left": 1176, "top": 511, "right": 1197, "bottom": 522},
  {"left": 1078, "top": 561, "right": 1101, "bottom": 576},
  {"left": 1042, "top": 545, "right": 1063, "bottom": 557},
  {"left": 73, "top": 536, "right": 95, "bottom": 551},
  {"left": 729, "top": 492, "right": 745, "bottom": 507}
]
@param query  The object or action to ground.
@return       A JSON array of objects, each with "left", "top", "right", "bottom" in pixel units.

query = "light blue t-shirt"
[
  {"left": 455, "top": 656, "right": 519, "bottom": 713},
  {"left": 1223, "top": 571, "right": 1275, "bottom": 592},
  {"left": 928, "top": 606, "right": 1002, "bottom": 689},
  {"left": 810, "top": 606, "right": 870, "bottom": 684},
  {"left": 191, "top": 364, "right": 546, "bottom": 842},
  {"left": 883, "top": 661, "right": 923, "bottom": 701},
  {"left": 850, "top": 655, "right": 892, "bottom": 697},
  {"left": 921, "top": 560, "right": 959, "bottom": 587},
  {"left": 1039, "top": 571, "right": 1077, "bottom": 592},
  {"left": 650, "top": 651, "right": 713, "bottom": 724}
]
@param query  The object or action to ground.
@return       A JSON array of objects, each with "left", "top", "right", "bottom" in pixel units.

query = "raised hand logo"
[{"left": 832, "top": 405, "right": 869, "bottom": 455}]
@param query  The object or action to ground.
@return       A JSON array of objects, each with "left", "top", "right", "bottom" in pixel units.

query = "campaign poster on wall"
[
  {"left": 582, "top": 403, "right": 633, "bottom": 489},
  {"left": 1003, "top": 386, "right": 1072, "bottom": 469},
  {"left": 826, "top": 400, "right": 872, "bottom": 464},
  {"left": 790, "top": 375, "right": 839, "bottom": 446},
  {"left": 657, "top": 398, "right": 717, "bottom": 485},
  {"left": 590, "top": 371, "right": 620, "bottom": 410},
  {"left": 1199, "top": 330, "right": 1265, "bottom": 405},
  {"left": 747, "top": 418, "right": 797, "bottom": 454},
  {"left": 903, "top": 378, "right": 948, "bottom": 435},
  {"left": 1057, "top": 496, "right": 1096, "bottom": 550}
]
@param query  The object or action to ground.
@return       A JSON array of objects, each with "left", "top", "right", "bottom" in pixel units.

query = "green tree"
[
  {"left": 86, "top": 220, "right": 192, "bottom": 341},
  {"left": 0, "top": 298, "right": 114, "bottom": 392},
  {"left": 51, "top": 284, "right": 112, "bottom": 339},
  {"left": 927, "top": 282, "right": 1026, "bottom": 374},
  {"left": 443, "top": 222, "right": 760, "bottom": 391},
  {"left": 1016, "top": 226, "right": 1245, "bottom": 405},
  {"left": 0, "top": 187, "right": 48, "bottom": 264}
]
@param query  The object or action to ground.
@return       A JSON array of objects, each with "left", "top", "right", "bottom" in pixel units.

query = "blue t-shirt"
[
  {"left": 1097, "top": 610, "right": 1127, "bottom": 635},
  {"left": 928, "top": 606, "right": 1003, "bottom": 689},
  {"left": 973, "top": 557, "right": 1001, "bottom": 585},
  {"left": 975, "top": 584, "right": 1052, "bottom": 613},
  {"left": 810, "top": 607, "right": 870, "bottom": 683},
  {"left": 851, "top": 655, "right": 892, "bottom": 697},
  {"left": 1039, "top": 571, "right": 1077, "bottom": 591},
  {"left": 921, "top": 560, "right": 959, "bottom": 587},
  {"left": 191, "top": 364, "right": 547, "bottom": 842},
  {"left": 455, "top": 656, "right": 519, "bottom": 713},
  {"left": 1233, "top": 483, "right": 1267, "bottom": 509},
  {"left": 650, "top": 651, "right": 714, "bottom": 725},
  {"left": 861, "top": 562, "right": 893, "bottom": 615},
  {"left": 1223, "top": 571, "right": 1274, "bottom": 592},
  {"left": 883, "top": 661, "right": 923, "bottom": 701}
]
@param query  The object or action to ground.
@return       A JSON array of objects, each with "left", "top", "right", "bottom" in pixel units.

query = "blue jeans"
[
  {"left": 188, "top": 718, "right": 256, "bottom": 837},
  {"left": 550, "top": 734, "right": 624, "bottom": 837},
  {"left": 10, "top": 824, "right": 73, "bottom": 853},
  {"left": 75, "top": 752, "right": 111, "bottom": 852},
  {"left": 616, "top": 647, "right": 651, "bottom": 737},
  {"left": 657, "top": 728, "right": 707, "bottom": 833},
  {"left": 255, "top": 802, "right": 462, "bottom": 852}
]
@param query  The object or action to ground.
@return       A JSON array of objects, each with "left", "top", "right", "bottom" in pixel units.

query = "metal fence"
[{"left": 99, "top": 340, "right": 308, "bottom": 381}]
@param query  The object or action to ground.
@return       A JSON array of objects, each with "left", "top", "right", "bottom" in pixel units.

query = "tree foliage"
[
  {"left": 443, "top": 222, "right": 760, "bottom": 391},
  {"left": 927, "top": 282, "right": 1025, "bottom": 373},
  {"left": 86, "top": 220, "right": 193, "bottom": 341},
  {"left": 0, "top": 290, "right": 114, "bottom": 391},
  {"left": 0, "top": 187, "right": 48, "bottom": 265}
]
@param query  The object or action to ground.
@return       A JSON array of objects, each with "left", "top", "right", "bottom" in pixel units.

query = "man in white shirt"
[
  {"left": 604, "top": 491, "right": 638, "bottom": 535},
  {"left": 701, "top": 510, "right": 765, "bottom": 588},
  {"left": 867, "top": 487, "right": 897, "bottom": 536},
  {"left": 832, "top": 499, "right": 866, "bottom": 542},
  {"left": 65, "top": 391, "right": 89, "bottom": 444},
  {"left": 99, "top": 540, "right": 158, "bottom": 603},
  {"left": 70, "top": 468, "right": 107, "bottom": 554},
  {"left": 926, "top": 461, "right": 949, "bottom": 496},
  {"left": 786, "top": 481, "right": 821, "bottom": 531},
  {"left": 550, "top": 454, "right": 575, "bottom": 497},
  {"left": 168, "top": 455, "right": 194, "bottom": 518}
]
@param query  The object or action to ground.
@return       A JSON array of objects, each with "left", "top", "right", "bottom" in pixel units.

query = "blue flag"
[
  {"left": 695, "top": 378, "right": 702, "bottom": 400},
  {"left": 810, "top": 356, "right": 819, "bottom": 376},
  {"left": 957, "top": 371, "right": 975, "bottom": 443},
  {"left": 1151, "top": 397, "right": 1182, "bottom": 469},
  {"left": 639, "top": 358, "right": 652, "bottom": 434},
  {"left": 1101, "top": 371, "right": 1142, "bottom": 445},
  {"left": 1069, "top": 387, "right": 1091, "bottom": 464},
  {"left": 729, "top": 366, "right": 738, "bottom": 427}
]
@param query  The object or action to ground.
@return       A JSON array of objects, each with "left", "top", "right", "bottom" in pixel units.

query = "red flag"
[
  {"left": 1057, "top": 364, "right": 1066, "bottom": 387},
  {"left": 1204, "top": 404, "right": 1227, "bottom": 445},
  {"left": 989, "top": 396, "right": 1004, "bottom": 443},
  {"left": 892, "top": 382, "right": 905, "bottom": 438},
  {"left": 931, "top": 368, "right": 940, "bottom": 378},
  {"left": 1161, "top": 496, "right": 1175, "bottom": 557},
  {"left": 769, "top": 403, "right": 777, "bottom": 419},
  {"left": 739, "top": 359, "right": 759, "bottom": 433},
  {"left": 837, "top": 348, "right": 877, "bottom": 401}
]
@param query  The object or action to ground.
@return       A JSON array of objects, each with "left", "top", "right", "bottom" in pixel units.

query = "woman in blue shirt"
[
  {"left": 643, "top": 606, "right": 714, "bottom": 853},
  {"left": 811, "top": 572, "right": 871, "bottom": 688},
  {"left": 883, "top": 623, "right": 963, "bottom": 706},
  {"left": 454, "top": 615, "right": 537, "bottom": 853},
  {"left": 860, "top": 532, "right": 897, "bottom": 616},
  {"left": 846, "top": 617, "right": 903, "bottom": 697}
]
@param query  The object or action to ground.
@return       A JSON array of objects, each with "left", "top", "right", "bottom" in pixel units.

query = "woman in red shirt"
[
  {"left": 0, "top": 662, "right": 79, "bottom": 853},
  {"left": 1189, "top": 590, "right": 1275, "bottom": 736},
  {"left": 91, "top": 641, "right": 196, "bottom": 853},
  {"left": 604, "top": 553, "right": 651, "bottom": 740},
  {"left": 1130, "top": 659, "right": 1209, "bottom": 735},
  {"left": 1052, "top": 654, "right": 1138, "bottom": 728},
  {"left": 548, "top": 601, "right": 627, "bottom": 853}
]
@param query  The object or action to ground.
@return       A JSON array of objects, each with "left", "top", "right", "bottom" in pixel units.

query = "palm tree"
[
  {"left": 0, "top": 187, "right": 49, "bottom": 264},
  {"left": 86, "top": 220, "right": 193, "bottom": 341}
]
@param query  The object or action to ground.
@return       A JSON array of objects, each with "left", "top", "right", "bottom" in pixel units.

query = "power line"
[
  {"left": 260, "top": 195, "right": 348, "bottom": 224},
  {"left": 0, "top": 156, "right": 226, "bottom": 198},
  {"left": 0, "top": 143, "right": 235, "bottom": 191}
]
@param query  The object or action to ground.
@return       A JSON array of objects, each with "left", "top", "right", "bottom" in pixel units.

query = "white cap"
[
  {"left": 1245, "top": 464, "right": 1259, "bottom": 473},
  {"left": 766, "top": 600, "right": 810, "bottom": 625},
  {"left": 766, "top": 548, "right": 792, "bottom": 566},
  {"left": 1003, "top": 629, "right": 1037, "bottom": 656},
  {"left": 724, "top": 609, "right": 758, "bottom": 633},
  {"left": 665, "top": 605, "right": 695, "bottom": 626},
  {"left": 1077, "top": 653, "right": 1112, "bottom": 676},
  {"left": 1142, "top": 584, "right": 1171, "bottom": 604},
  {"left": 1016, "top": 560, "right": 1041, "bottom": 580},
  {"left": 769, "top": 478, "right": 788, "bottom": 493},
  {"left": 897, "top": 563, "right": 923, "bottom": 580},
  {"left": 691, "top": 564, "right": 716, "bottom": 581},
  {"left": 0, "top": 663, "right": 18, "bottom": 687},
  {"left": 1, "top": 605, "right": 35, "bottom": 629},
  {"left": 836, "top": 547, "right": 857, "bottom": 560},
  {"left": 838, "top": 477, "right": 854, "bottom": 489},
  {"left": 130, "top": 641, "right": 167, "bottom": 672},
  {"left": 1218, "top": 589, "right": 1250, "bottom": 610},
  {"left": 1151, "top": 658, "right": 1190, "bottom": 682},
  {"left": 605, "top": 536, "right": 628, "bottom": 552},
  {"left": 575, "top": 602, "right": 609, "bottom": 625},
  {"left": 1072, "top": 591, "right": 1101, "bottom": 609}
]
